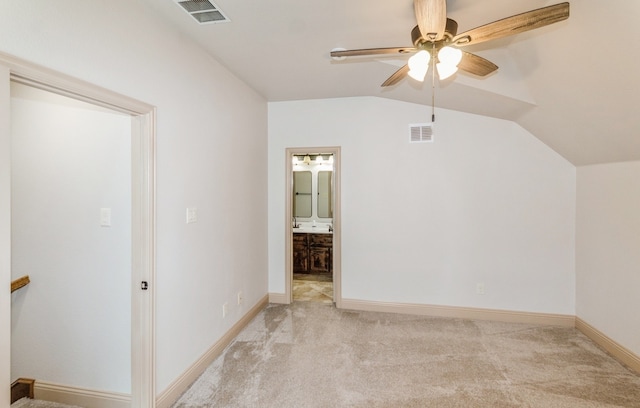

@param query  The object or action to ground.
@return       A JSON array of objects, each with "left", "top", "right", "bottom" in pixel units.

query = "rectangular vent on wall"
[
  {"left": 176, "top": 0, "right": 230, "bottom": 24},
  {"left": 409, "top": 123, "right": 434, "bottom": 143}
]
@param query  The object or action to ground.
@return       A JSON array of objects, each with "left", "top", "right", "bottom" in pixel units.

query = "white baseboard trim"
[
  {"left": 340, "top": 298, "right": 576, "bottom": 327},
  {"left": 268, "top": 292, "right": 289, "bottom": 304},
  {"left": 576, "top": 317, "right": 640, "bottom": 374},
  {"left": 34, "top": 381, "right": 130, "bottom": 408},
  {"left": 156, "top": 294, "right": 269, "bottom": 408}
]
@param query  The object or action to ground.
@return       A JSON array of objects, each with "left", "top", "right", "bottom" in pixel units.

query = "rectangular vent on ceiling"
[
  {"left": 409, "top": 123, "right": 434, "bottom": 143},
  {"left": 176, "top": 0, "right": 230, "bottom": 24}
]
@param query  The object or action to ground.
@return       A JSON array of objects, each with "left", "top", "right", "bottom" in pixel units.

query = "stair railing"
[{"left": 11, "top": 275, "right": 30, "bottom": 293}]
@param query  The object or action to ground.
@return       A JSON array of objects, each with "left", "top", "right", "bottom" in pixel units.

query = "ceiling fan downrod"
[{"left": 431, "top": 42, "right": 436, "bottom": 122}]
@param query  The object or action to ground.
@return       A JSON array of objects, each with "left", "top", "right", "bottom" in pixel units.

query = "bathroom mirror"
[
  {"left": 317, "top": 171, "right": 332, "bottom": 218},
  {"left": 293, "top": 171, "right": 312, "bottom": 218}
]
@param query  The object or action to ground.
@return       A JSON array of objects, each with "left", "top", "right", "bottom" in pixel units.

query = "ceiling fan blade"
[
  {"left": 381, "top": 64, "right": 410, "bottom": 87},
  {"left": 414, "top": 0, "right": 447, "bottom": 41},
  {"left": 452, "top": 2, "right": 570, "bottom": 46},
  {"left": 331, "top": 47, "right": 416, "bottom": 58},
  {"left": 457, "top": 51, "right": 498, "bottom": 76}
]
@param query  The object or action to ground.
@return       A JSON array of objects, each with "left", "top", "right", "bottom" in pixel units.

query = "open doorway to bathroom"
[
  {"left": 292, "top": 152, "right": 334, "bottom": 303},
  {"left": 285, "top": 147, "right": 341, "bottom": 307}
]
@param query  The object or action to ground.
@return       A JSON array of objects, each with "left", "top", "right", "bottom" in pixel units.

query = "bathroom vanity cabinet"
[
  {"left": 293, "top": 233, "right": 309, "bottom": 273},
  {"left": 293, "top": 233, "right": 332, "bottom": 275}
]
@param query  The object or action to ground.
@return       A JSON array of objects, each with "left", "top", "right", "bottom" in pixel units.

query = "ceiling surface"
[{"left": 142, "top": 0, "right": 640, "bottom": 166}]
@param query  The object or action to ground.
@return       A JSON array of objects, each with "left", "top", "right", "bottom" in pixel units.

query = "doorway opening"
[
  {"left": 1, "top": 54, "right": 156, "bottom": 408},
  {"left": 10, "top": 81, "right": 133, "bottom": 404},
  {"left": 285, "top": 147, "right": 341, "bottom": 307}
]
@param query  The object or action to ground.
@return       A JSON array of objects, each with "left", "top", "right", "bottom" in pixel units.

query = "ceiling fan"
[{"left": 331, "top": 0, "right": 570, "bottom": 86}]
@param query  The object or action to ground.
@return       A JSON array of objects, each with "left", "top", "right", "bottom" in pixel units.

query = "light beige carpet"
[
  {"left": 11, "top": 398, "right": 82, "bottom": 408},
  {"left": 172, "top": 302, "right": 640, "bottom": 407}
]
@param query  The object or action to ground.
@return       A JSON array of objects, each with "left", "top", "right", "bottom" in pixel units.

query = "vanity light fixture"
[{"left": 293, "top": 154, "right": 334, "bottom": 166}]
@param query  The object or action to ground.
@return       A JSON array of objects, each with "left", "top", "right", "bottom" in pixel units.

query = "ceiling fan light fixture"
[
  {"left": 408, "top": 67, "right": 428, "bottom": 82},
  {"left": 438, "top": 46, "right": 462, "bottom": 66},
  {"left": 331, "top": 2, "right": 569, "bottom": 88},
  {"left": 436, "top": 62, "right": 458, "bottom": 80},
  {"left": 408, "top": 50, "right": 430, "bottom": 82}
]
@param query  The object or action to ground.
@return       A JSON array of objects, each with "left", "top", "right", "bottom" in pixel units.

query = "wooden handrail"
[{"left": 11, "top": 275, "right": 30, "bottom": 293}]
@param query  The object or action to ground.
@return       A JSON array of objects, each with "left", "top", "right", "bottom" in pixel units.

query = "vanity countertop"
[{"left": 292, "top": 226, "right": 332, "bottom": 234}]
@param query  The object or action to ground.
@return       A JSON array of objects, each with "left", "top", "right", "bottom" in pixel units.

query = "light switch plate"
[
  {"left": 186, "top": 207, "right": 197, "bottom": 224},
  {"left": 100, "top": 208, "right": 112, "bottom": 227}
]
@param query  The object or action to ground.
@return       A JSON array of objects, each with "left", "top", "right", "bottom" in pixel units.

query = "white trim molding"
[
  {"left": 341, "top": 298, "right": 576, "bottom": 327},
  {"left": 156, "top": 294, "right": 270, "bottom": 408},
  {"left": 131, "top": 108, "right": 157, "bottom": 408},
  {"left": 0, "top": 64, "right": 11, "bottom": 406},
  {"left": 269, "top": 293, "right": 288, "bottom": 304},
  {"left": 576, "top": 317, "right": 640, "bottom": 374},
  {"left": 34, "top": 381, "right": 130, "bottom": 408}
]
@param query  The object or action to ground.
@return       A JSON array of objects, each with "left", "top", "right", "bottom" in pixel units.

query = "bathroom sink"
[{"left": 293, "top": 226, "right": 332, "bottom": 234}]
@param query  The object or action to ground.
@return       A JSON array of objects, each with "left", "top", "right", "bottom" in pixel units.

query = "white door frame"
[
  {"left": 285, "top": 146, "right": 341, "bottom": 308},
  {"left": 0, "top": 52, "right": 156, "bottom": 407}
]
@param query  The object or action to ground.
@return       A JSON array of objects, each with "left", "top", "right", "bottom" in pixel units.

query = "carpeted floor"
[
  {"left": 172, "top": 302, "right": 640, "bottom": 408},
  {"left": 11, "top": 398, "right": 82, "bottom": 408}
]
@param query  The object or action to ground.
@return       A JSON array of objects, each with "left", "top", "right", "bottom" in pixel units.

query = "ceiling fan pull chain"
[{"left": 431, "top": 42, "right": 436, "bottom": 122}]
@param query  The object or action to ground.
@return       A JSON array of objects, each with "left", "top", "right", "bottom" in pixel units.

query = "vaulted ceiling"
[{"left": 142, "top": 0, "right": 640, "bottom": 166}]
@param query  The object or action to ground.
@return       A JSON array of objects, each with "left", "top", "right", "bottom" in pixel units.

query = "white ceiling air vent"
[
  {"left": 175, "top": 0, "right": 230, "bottom": 24},
  {"left": 409, "top": 123, "right": 433, "bottom": 143}
]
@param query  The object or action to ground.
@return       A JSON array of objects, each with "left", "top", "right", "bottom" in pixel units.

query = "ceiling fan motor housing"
[{"left": 412, "top": 18, "right": 458, "bottom": 48}]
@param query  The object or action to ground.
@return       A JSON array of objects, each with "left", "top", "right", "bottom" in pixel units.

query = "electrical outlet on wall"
[
  {"left": 476, "top": 283, "right": 485, "bottom": 295},
  {"left": 237, "top": 291, "right": 243, "bottom": 305},
  {"left": 222, "top": 302, "right": 228, "bottom": 318}
]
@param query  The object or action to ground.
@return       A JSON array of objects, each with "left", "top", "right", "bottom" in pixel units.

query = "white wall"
[
  {"left": 576, "top": 161, "right": 640, "bottom": 356},
  {"left": 10, "top": 83, "right": 132, "bottom": 392},
  {"left": 0, "top": 0, "right": 268, "bottom": 398},
  {"left": 269, "top": 97, "right": 576, "bottom": 315}
]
